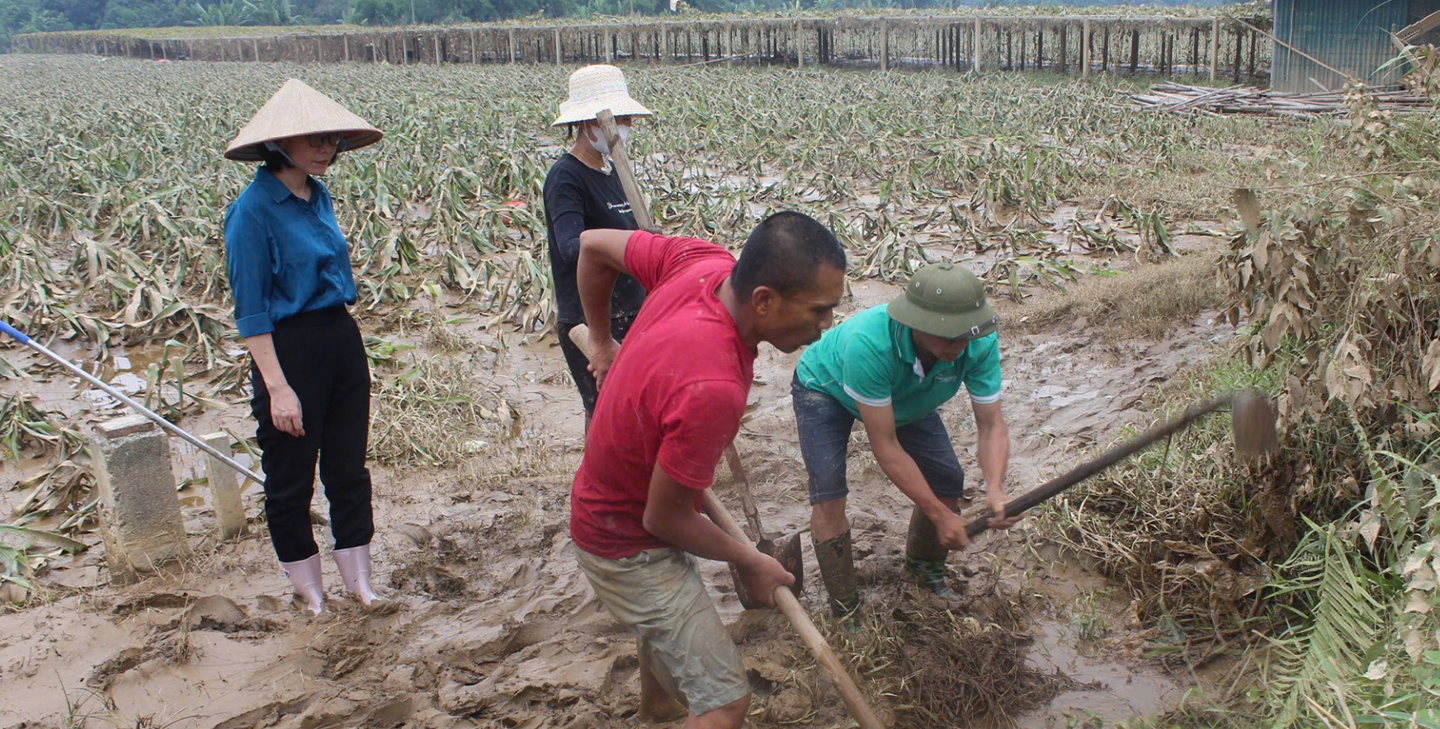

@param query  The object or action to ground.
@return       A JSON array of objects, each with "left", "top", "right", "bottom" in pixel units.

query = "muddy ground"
[{"left": 0, "top": 230, "right": 1236, "bottom": 728}]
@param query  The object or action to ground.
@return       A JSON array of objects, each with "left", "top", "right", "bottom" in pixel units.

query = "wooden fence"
[{"left": 14, "top": 15, "right": 1272, "bottom": 81}]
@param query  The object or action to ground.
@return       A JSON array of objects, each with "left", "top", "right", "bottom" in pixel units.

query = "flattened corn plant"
[{"left": 0, "top": 53, "right": 1349, "bottom": 530}]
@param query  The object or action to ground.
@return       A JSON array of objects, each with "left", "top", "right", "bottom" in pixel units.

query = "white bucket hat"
[
  {"left": 225, "top": 78, "right": 383, "bottom": 161},
  {"left": 550, "top": 65, "right": 654, "bottom": 127}
]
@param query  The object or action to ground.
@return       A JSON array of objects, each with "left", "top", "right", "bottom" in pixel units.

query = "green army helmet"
[{"left": 886, "top": 262, "right": 999, "bottom": 340}]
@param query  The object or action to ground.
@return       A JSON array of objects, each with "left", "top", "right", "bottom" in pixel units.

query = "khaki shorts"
[{"left": 575, "top": 546, "right": 749, "bottom": 715}]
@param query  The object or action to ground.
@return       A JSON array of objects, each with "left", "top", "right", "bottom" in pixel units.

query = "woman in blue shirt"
[{"left": 222, "top": 79, "right": 385, "bottom": 615}]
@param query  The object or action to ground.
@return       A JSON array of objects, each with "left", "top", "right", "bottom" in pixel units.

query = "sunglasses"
[{"left": 306, "top": 132, "right": 344, "bottom": 148}]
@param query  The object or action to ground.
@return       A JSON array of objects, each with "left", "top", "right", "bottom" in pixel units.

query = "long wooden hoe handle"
[
  {"left": 595, "top": 109, "right": 660, "bottom": 234},
  {"left": 567, "top": 324, "right": 885, "bottom": 729},
  {"left": 962, "top": 396, "right": 1235, "bottom": 537},
  {"left": 700, "top": 491, "right": 886, "bottom": 729}
]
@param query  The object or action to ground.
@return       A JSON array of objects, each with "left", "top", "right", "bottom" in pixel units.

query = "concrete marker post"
[
  {"left": 200, "top": 433, "right": 248, "bottom": 541},
  {"left": 91, "top": 416, "right": 190, "bottom": 583}
]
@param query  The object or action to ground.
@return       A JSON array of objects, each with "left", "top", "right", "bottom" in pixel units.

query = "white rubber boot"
[
  {"left": 332, "top": 544, "right": 383, "bottom": 607},
  {"left": 280, "top": 554, "right": 326, "bottom": 616}
]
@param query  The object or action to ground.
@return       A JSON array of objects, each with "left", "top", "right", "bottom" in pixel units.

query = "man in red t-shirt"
[{"left": 570, "top": 212, "right": 846, "bottom": 728}]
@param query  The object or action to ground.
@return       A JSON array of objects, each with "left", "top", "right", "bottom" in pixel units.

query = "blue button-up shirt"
[{"left": 223, "top": 167, "right": 358, "bottom": 338}]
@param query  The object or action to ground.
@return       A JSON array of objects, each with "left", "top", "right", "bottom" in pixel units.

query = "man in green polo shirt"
[{"left": 792, "top": 262, "right": 1017, "bottom": 615}]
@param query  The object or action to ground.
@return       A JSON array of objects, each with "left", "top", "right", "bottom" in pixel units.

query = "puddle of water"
[{"left": 1018, "top": 620, "right": 1183, "bottom": 728}]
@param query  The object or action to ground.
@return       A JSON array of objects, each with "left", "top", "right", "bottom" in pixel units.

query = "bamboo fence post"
[
  {"left": 973, "top": 17, "right": 982, "bottom": 71},
  {"left": 1232, "top": 26, "right": 1242, "bottom": 81},
  {"left": 555, "top": 28, "right": 562, "bottom": 64},
  {"left": 508, "top": 28, "right": 517, "bottom": 63},
  {"left": 1037, "top": 27, "right": 1043, "bottom": 69},
  {"left": 1209, "top": 17, "right": 1219, "bottom": 82},
  {"left": 1082, "top": 18, "right": 1091, "bottom": 77},
  {"left": 796, "top": 21, "right": 803, "bottom": 68},
  {"left": 726, "top": 22, "right": 733, "bottom": 66},
  {"left": 1247, "top": 27, "right": 1256, "bottom": 79},
  {"left": 1059, "top": 23, "right": 1067, "bottom": 74},
  {"left": 1190, "top": 27, "right": 1198, "bottom": 75},
  {"left": 1128, "top": 28, "right": 1138, "bottom": 74},
  {"left": 435, "top": 34, "right": 442, "bottom": 64},
  {"left": 880, "top": 19, "right": 889, "bottom": 71}
]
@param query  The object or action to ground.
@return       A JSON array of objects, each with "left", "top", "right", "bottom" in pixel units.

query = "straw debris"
[{"left": 820, "top": 593, "right": 1078, "bottom": 727}]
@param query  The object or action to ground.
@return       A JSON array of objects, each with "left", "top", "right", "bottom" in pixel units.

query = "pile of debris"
[{"left": 1130, "top": 82, "right": 1434, "bottom": 118}]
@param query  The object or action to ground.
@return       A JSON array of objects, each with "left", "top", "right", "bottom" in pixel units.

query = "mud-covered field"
[{"left": 0, "top": 53, "right": 1343, "bottom": 728}]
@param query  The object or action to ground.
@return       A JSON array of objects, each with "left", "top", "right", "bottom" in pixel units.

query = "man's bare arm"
[
  {"left": 857, "top": 402, "right": 970, "bottom": 549},
  {"left": 972, "top": 399, "right": 1016, "bottom": 528},
  {"left": 576, "top": 229, "right": 634, "bottom": 383},
  {"left": 642, "top": 465, "right": 795, "bottom": 607}
]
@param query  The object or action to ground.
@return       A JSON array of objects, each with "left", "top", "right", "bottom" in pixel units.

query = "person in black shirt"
[{"left": 545, "top": 65, "right": 653, "bottom": 421}]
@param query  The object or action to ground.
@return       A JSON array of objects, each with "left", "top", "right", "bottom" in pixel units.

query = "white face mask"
[{"left": 585, "top": 123, "right": 631, "bottom": 155}]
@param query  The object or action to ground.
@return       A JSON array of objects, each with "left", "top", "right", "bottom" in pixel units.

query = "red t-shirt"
[{"left": 569, "top": 231, "right": 756, "bottom": 559}]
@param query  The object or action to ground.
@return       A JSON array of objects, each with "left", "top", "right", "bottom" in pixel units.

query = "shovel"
[
  {"left": 566, "top": 323, "right": 885, "bottom": 729},
  {"left": 721, "top": 445, "right": 804, "bottom": 608},
  {"left": 961, "top": 391, "right": 1279, "bottom": 538}
]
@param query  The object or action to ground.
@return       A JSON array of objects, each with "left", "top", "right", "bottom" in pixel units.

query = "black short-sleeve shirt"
[{"left": 543, "top": 153, "right": 648, "bottom": 324}]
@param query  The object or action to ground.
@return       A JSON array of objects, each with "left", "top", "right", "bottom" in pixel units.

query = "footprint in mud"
[
  {"left": 390, "top": 562, "right": 467, "bottom": 600},
  {"left": 86, "top": 632, "right": 200, "bottom": 689},
  {"left": 110, "top": 592, "right": 191, "bottom": 615}
]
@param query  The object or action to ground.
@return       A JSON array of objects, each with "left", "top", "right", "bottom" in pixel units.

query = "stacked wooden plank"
[{"left": 1131, "top": 82, "right": 1434, "bottom": 118}]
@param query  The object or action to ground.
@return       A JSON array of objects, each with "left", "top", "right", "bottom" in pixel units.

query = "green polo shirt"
[{"left": 795, "top": 304, "right": 1002, "bottom": 426}]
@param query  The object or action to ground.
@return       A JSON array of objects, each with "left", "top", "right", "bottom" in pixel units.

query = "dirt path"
[{"left": 0, "top": 248, "right": 1236, "bottom": 728}]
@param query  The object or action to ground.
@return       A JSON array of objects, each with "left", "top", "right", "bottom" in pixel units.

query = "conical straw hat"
[
  {"left": 551, "top": 65, "right": 653, "bottom": 127},
  {"left": 224, "top": 78, "right": 383, "bottom": 161}
]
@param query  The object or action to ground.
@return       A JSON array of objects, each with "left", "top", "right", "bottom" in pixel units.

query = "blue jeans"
[{"left": 791, "top": 372, "right": 965, "bottom": 505}]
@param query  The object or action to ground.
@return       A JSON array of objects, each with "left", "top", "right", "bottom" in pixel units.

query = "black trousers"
[
  {"left": 557, "top": 315, "right": 637, "bottom": 418},
  {"left": 251, "top": 308, "right": 374, "bottom": 563}
]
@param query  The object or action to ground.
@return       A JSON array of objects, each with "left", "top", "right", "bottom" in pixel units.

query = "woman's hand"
[{"left": 270, "top": 384, "right": 305, "bottom": 437}]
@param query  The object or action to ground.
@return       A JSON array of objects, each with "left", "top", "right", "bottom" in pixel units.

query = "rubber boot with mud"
[
  {"left": 904, "top": 506, "right": 956, "bottom": 599},
  {"left": 333, "top": 543, "right": 389, "bottom": 610},
  {"left": 281, "top": 553, "right": 326, "bottom": 616},
  {"left": 813, "top": 530, "right": 860, "bottom": 620}
]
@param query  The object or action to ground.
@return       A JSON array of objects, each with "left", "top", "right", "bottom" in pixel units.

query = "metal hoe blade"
[{"left": 1231, "top": 389, "right": 1279, "bottom": 457}]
